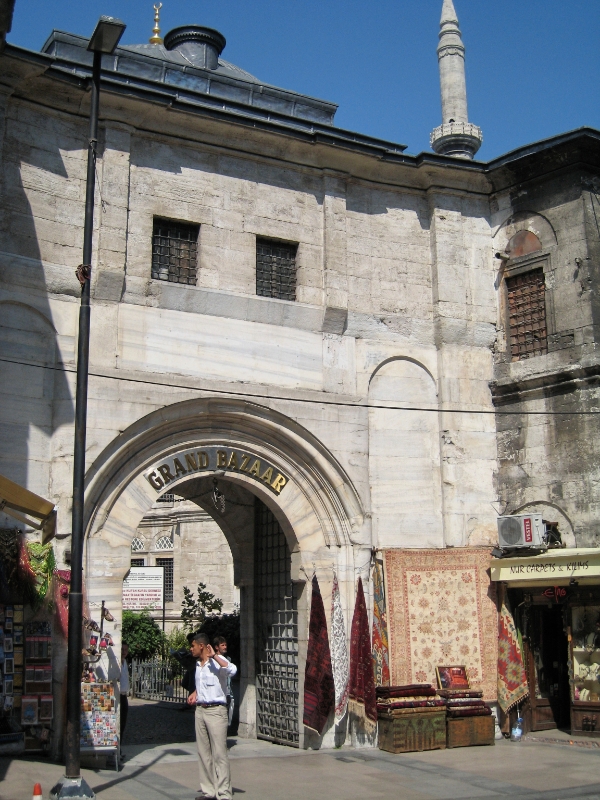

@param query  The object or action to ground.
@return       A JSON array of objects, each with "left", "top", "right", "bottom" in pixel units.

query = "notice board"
[{"left": 122, "top": 567, "right": 164, "bottom": 611}]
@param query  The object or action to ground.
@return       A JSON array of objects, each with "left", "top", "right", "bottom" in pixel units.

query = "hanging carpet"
[
  {"left": 497, "top": 594, "right": 529, "bottom": 713},
  {"left": 348, "top": 577, "right": 377, "bottom": 732},
  {"left": 384, "top": 548, "right": 498, "bottom": 701},
  {"left": 53, "top": 569, "right": 71, "bottom": 638},
  {"left": 330, "top": 572, "right": 349, "bottom": 723},
  {"left": 303, "top": 575, "right": 335, "bottom": 735},
  {"left": 371, "top": 560, "right": 390, "bottom": 687}
]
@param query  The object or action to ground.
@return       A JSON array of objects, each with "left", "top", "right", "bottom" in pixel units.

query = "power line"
[{"left": 1, "top": 355, "right": 598, "bottom": 416}]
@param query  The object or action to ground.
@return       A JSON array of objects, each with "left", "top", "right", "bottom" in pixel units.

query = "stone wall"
[
  {"left": 0, "top": 88, "right": 500, "bottom": 554},
  {"left": 491, "top": 168, "right": 600, "bottom": 546},
  {"left": 134, "top": 497, "right": 239, "bottom": 631}
]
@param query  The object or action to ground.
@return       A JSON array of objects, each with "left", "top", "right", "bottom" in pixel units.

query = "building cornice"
[
  {"left": 490, "top": 359, "right": 600, "bottom": 407},
  {"left": 1, "top": 44, "right": 599, "bottom": 193}
]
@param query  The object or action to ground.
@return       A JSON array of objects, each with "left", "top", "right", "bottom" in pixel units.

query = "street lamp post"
[{"left": 50, "top": 16, "right": 125, "bottom": 800}]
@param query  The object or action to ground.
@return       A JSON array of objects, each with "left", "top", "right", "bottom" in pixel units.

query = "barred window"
[
  {"left": 156, "top": 558, "right": 174, "bottom": 602},
  {"left": 152, "top": 219, "right": 199, "bottom": 284},
  {"left": 130, "top": 558, "right": 145, "bottom": 567},
  {"left": 157, "top": 493, "right": 174, "bottom": 504},
  {"left": 131, "top": 537, "right": 145, "bottom": 552},
  {"left": 506, "top": 269, "right": 547, "bottom": 361},
  {"left": 256, "top": 239, "right": 297, "bottom": 301}
]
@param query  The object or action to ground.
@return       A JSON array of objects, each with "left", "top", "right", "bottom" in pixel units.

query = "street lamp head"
[{"left": 88, "top": 15, "right": 126, "bottom": 54}]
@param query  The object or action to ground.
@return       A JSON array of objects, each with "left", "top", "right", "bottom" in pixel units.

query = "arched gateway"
[{"left": 82, "top": 397, "right": 365, "bottom": 746}]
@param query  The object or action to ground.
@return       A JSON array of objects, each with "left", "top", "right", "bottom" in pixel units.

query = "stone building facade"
[
  {"left": 132, "top": 496, "right": 239, "bottom": 629},
  {"left": 0, "top": 0, "right": 599, "bottom": 750},
  {"left": 490, "top": 144, "right": 600, "bottom": 547}
]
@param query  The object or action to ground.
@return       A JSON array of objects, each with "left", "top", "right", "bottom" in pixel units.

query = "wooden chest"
[
  {"left": 446, "top": 715, "right": 495, "bottom": 748},
  {"left": 378, "top": 711, "right": 447, "bottom": 754}
]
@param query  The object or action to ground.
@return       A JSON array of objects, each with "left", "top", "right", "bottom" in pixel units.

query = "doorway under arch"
[{"left": 82, "top": 397, "right": 365, "bottom": 748}]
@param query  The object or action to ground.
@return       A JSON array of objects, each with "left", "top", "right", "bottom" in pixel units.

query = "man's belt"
[{"left": 196, "top": 702, "right": 226, "bottom": 708}]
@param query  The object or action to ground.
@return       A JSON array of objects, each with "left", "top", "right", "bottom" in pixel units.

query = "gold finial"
[{"left": 149, "top": 3, "right": 163, "bottom": 45}]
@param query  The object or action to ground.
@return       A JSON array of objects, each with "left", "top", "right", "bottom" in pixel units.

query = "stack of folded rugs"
[
  {"left": 437, "top": 689, "right": 492, "bottom": 719},
  {"left": 376, "top": 684, "right": 447, "bottom": 716}
]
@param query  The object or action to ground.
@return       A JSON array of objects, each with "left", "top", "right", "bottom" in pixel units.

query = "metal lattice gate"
[{"left": 254, "top": 498, "right": 299, "bottom": 746}]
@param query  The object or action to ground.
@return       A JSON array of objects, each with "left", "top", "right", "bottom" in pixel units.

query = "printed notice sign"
[{"left": 122, "top": 567, "right": 164, "bottom": 610}]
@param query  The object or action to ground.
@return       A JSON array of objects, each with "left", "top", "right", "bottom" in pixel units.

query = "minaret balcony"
[{"left": 430, "top": 121, "right": 483, "bottom": 159}]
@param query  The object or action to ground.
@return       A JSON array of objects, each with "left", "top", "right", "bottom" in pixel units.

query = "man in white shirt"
[{"left": 187, "top": 632, "right": 238, "bottom": 800}]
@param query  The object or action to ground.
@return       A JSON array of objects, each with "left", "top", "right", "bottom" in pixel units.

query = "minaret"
[{"left": 430, "top": 0, "right": 482, "bottom": 159}]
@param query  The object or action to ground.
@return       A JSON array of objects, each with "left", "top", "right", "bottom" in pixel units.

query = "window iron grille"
[
  {"left": 152, "top": 219, "right": 199, "bottom": 285},
  {"left": 506, "top": 268, "right": 547, "bottom": 361},
  {"left": 256, "top": 239, "right": 297, "bottom": 301},
  {"left": 254, "top": 498, "right": 298, "bottom": 746},
  {"left": 131, "top": 537, "right": 145, "bottom": 552},
  {"left": 156, "top": 557, "right": 174, "bottom": 602},
  {"left": 130, "top": 558, "right": 145, "bottom": 567}
]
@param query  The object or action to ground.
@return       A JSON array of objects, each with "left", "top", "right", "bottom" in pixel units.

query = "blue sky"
[{"left": 8, "top": 0, "right": 600, "bottom": 160}]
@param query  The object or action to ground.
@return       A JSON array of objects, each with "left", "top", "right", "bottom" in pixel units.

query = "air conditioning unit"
[{"left": 497, "top": 514, "right": 545, "bottom": 549}]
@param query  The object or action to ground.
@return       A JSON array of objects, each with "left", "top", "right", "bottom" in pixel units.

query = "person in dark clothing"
[{"left": 119, "top": 643, "right": 130, "bottom": 742}]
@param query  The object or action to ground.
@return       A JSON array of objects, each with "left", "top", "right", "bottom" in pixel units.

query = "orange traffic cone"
[{"left": 33, "top": 783, "right": 42, "bottom": 800}]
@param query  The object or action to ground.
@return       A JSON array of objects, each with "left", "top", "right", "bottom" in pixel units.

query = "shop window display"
[
  {"left": 0, "top": 530, "right": 57, "bottom": 755},
  {"left": 571, "top": 606, "right": 600, "bottom": 705}
]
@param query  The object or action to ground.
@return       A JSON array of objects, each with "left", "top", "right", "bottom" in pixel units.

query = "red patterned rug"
[
  {"left": 497, "top": 594, "right": 529, "bottom": 713},
  {"left": 348, "top": 577, "right": 377, "bottom": 731},
  {"left": 303, "top": 575, "right": 335, "bottom": 734},
  {"left": 384, "top": 548, "right": 498, "bottom": 701}
]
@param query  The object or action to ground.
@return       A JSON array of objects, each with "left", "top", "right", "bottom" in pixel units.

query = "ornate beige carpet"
[{"left": 384, "top": 548, "right": 498, "bottom": 701}]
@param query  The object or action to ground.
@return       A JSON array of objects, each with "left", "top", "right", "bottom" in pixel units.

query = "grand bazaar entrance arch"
[{"left": 82, "top": 398, "right": 364, "bottom": 746}]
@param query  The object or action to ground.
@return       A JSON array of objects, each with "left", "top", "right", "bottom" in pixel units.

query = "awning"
[
  {"left": 490, "top": 547, "right": 600, "bottom": 587},
  {"left": 0, "top": 473, "right": 57, "bottom": 544}
]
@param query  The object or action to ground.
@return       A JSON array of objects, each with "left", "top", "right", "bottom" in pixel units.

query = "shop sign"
[
  {"left": 541, "top": 586, "right": 568, "bottom": 603},
  {"left": 144, "top": 447, "right": 289, "bottom": 496},
  {"left": 491, "top": 549, "right": 600, "bottom": 583},
  {"left": 122, "top": 567, "right": 164, "bottom": 610}
]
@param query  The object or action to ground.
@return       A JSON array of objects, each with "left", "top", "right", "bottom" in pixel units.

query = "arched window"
[
  {"left": 505, "top": 230, "right": 542, "bottom": 259},
  {"left": 155, "top": 535, "right": 174, "bottom": 551},
  {"left": 503, "top": 229, "right": 547, "bottom": 362},
  {"left": 131, "top": 537, "right": 145, "bottom": 552}
]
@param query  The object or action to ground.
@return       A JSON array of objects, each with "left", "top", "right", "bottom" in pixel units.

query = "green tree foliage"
[
  {"left": 181, "top": 583, "right": 223, "bottom": 632},
  {"left": 122, "top": 610, "right": 165, "bottom": 660},
  {"left": 164, "top": 626, "right": 190, "bottom": 674}
]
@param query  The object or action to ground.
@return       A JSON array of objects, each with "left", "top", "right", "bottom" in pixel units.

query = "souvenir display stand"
[
  {"left": 0, "top": 529, "right": 58, "bottom": 755},
  {"left": 80, "top": 682, "right": 119, "bottom": 770},
  {"left": 22, "top": 620, "right": 53, "bottom": 751},
  {"left": 570, "top": 604, "right": 600, "bottom": 737},
  {"left": 1, "top": 610, "right": 54, "bottom": 754},
  {"left": 0, "top": 603, "right": 26, "bottom": 755},
  {"left": 80, "top": 601, "right": 120, "bottom": 770}
]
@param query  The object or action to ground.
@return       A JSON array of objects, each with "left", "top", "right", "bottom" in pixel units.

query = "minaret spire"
[
  {"left": 149, "top": 2, "right": 163, "bottom": 45},
  {"left": 430, "top": 0, "right": 482, "bottom": 159}
]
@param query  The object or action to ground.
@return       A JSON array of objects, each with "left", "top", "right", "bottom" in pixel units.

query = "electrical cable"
[{"left": 1, "top": 355, "right": 598, "bottom": 416}]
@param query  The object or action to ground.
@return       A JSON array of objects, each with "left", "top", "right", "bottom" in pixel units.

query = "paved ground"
[
  {"left": 2, "top": 701, "right": 600, "bottom": 800},
  {"left": 123, "top": 698, "right": 197, "bottom": 745}
]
